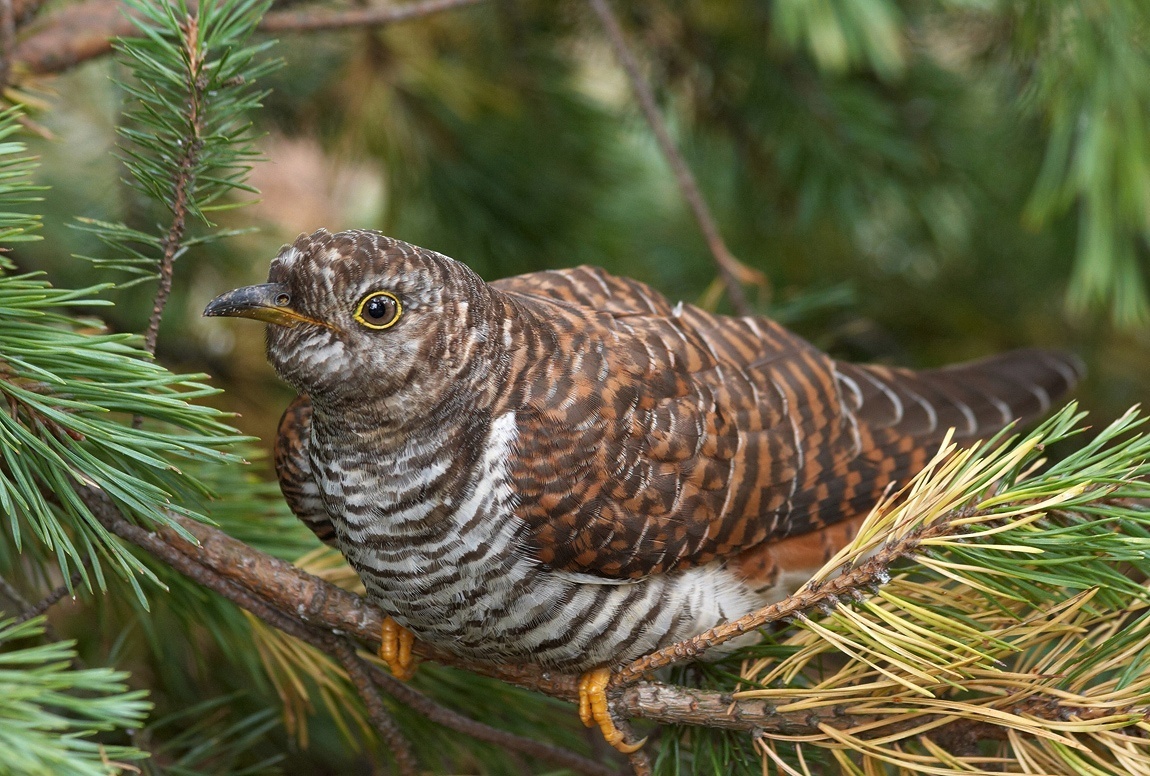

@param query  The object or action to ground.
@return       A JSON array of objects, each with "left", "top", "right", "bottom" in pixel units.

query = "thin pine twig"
[
  {"left": 329, "top": 639, "right": 420, "bottom": 776},
  {"left": 587, "top": 0, "right": 764, "bottom": 316},
  {"left": 141, "top": 12, "right": 202, "bottom": 357},
  {"left": 259, "top": 0, "right": 483, "bottom": 33},
  {"left": 12, "top": 0, "right": 487, "bottom": 76},
  {"left": 0, "top": 575, "right": 33, "bottom": 615},
  {"left": 15, "top": 568, "right": 86, "bottom": 624},
  {"left": 367, "top": 662, "right": 620, "bottom": 776},
  {"left": 610, "top": 518, "right": 953, "bottom": 686}
]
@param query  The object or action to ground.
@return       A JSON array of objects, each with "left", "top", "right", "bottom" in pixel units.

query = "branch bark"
[
  {"left": 12, "top": 0, "right": 484, "bottom": 76},
  {"left": 71, "top": 480, "right": 1149, "bottom": 766},
  {"left": 366, "top": 662, "right": 622, "bottom": 776}
]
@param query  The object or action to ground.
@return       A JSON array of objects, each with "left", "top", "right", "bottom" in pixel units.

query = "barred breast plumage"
[{"left": 209, "top": 227, "right": 1082, "bottom": 676}]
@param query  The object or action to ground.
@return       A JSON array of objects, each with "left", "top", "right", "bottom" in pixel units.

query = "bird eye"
[{"left": 353, "top": 291, "right": 402, "bottom": 330}]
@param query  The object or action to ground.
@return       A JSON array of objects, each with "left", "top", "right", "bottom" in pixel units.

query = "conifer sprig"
[
  {"left": 0, "top": 107, "right": 248, "bottom": 593},
  {"left": 78, "top": 0, "right": 276, "bottom": 350},
  {"left": 113, "top": 0, "right": 275, "bottom": 224},
  {"left": 0, "top": 616, "right": 150, "bottom": 776},
  {"left": 1015, "top": 1, "right": 1150, "bottom": 325},
  {"left": 0, "top": 106, "right": 44, "bottom": 259},
  {"left": 736, "top": 405, "right": 1150, "bottom": 774}
]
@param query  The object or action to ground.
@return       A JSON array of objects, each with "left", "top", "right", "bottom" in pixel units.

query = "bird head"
[{"left": 204, "top": 229, "right": 498, "bottom": 412}]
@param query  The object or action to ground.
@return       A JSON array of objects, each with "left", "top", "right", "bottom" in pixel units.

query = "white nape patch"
[
  {"left": 672, "top": 300, "right": 684, "bottom": 317},
  {"left": 275, "top": 246, "right": 302, "bottom": 270}
]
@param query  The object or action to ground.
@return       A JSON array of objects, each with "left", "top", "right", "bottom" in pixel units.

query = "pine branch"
[
  {"left": 78, "top": 0, "right": 278, "bottom": 353},
  {"left": 0, "top": 105, "right": 44, "bottom": 252},
  {"left": 1015, "top": 2, "right": 1150, "bottom": 326},
  {"left": 258, "top": 0, "right": 483, "bottom": 33},
  {"left": 78, "top": 482, "right": 592, "bottom": 770},
  {"left": 11, "top": 0, "right": 486, "bottom": 76},
  {"left": 0, "top": 109, "right": 250, "bottom": 590},
  {"left": 0, "top": 617, "right": 150, "bottom": 775},
  {"left": 139, "top": 10, "right": 200, "bottom": 356},
  {"left": 14, "top": 566, "right": 85, "bottom": 624},
  {"left": 91, "top": 496, "right": 1150, "bottom": 756},
  {"left": 587, "top": 0, "right": 765, "bottom": 316},
  {"left": 0, "top": 575, "right": 31, "bottom": 613}
]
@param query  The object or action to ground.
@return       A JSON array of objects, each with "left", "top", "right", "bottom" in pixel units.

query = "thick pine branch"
[{"left": 11, "top": 0, "right": 486, "bottom": 75}]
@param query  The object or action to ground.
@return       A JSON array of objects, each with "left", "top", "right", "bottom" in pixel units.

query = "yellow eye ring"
[{"left": 354, "top": 291, "right": 402, "bottom": 330}]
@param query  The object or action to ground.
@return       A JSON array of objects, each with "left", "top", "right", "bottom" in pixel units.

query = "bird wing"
[
  {"left": 491, "top": 265, "right": 675, "bottom": 317},
  {"left": 274, "top": 394, "right": 338, "bottom": 546},
  {"left": 496, "top": 268, "right": 1083, "bottom": 580}
]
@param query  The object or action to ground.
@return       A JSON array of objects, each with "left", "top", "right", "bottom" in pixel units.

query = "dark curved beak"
[{"left": 203, "top": 283, "right": 329, "bottom": 329}]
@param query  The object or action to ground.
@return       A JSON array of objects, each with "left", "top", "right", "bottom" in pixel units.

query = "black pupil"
[{"left": 366, "top": 296, "right": 393, "bottom": 322}]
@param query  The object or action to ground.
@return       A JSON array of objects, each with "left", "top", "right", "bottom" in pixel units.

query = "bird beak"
[{"left": 203, "top": 283, "right": 330, "bottom": 329}]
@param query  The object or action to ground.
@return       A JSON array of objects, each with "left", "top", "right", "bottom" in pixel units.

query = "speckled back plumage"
[{"left": 261, "top": 229, "right": 1082, "bottom": 670}]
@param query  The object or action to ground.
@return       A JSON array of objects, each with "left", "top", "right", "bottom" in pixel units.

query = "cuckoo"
[{"left": 205, "top": 228, "right": 1083, "bottom": 753}]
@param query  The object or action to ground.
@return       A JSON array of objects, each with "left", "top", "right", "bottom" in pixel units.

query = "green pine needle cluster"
[
  {"left": 0, "top": 109, "right": 249, "bottom": 594},
  {"left": 1017, "top": 0, "right": 1150, "bottom": 326},
  {"left": 0, "top": 616, "right": 149, "bottom": 776},
  {"left": 731, "top": 405, "right": 1150, "bottom": 774},
  {"left": 76, "top": 0, "right": 276, "bottom": 283},
  {"left": 137, "top": 699, "right": 283, "bottom": 776},
  {"left": 0, "top": 106, "right": 45, "bottom": 271},
  {"left": 116, "top": 0, "right": 275, "bottom": 219},
  {"left": 4, "top": 1, "right": 1150, "bottom": 774}
]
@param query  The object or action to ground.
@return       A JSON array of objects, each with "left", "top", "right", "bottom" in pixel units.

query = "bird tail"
[{"left": 835, "top": 348, "right": 1085, "bottom": 444}]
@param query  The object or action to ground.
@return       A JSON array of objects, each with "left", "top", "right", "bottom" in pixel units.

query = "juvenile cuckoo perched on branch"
[{"left": 205, "top": 228, "right": 1082, "bottom": 752}]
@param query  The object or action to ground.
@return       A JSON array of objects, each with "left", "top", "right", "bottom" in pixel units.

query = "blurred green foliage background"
[{"left": 5, "top": 0, "right": 1150, "bottom": 772}]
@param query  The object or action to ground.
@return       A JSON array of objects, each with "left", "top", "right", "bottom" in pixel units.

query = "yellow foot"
[
  {"left": 379, "top": 616, "right": 417, "bottom": 680},
  {"left": 578, "top": 667, "right": 646, "bottom": 754}
]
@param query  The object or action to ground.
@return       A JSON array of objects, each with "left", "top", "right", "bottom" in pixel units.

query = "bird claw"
[
  {"left": 578, "top": 667, "right": 646, "bottom": 754},
  {"left": 379, "top": 616, "right": 417, "bottom": 680}
]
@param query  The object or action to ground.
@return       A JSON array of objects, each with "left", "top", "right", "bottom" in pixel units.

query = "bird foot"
[
  {"left": 379, "top": 616, "right": 417, "bottom": 680},
  {"left": 578, "top": 667, "right": 646, "bottom": 754}
]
